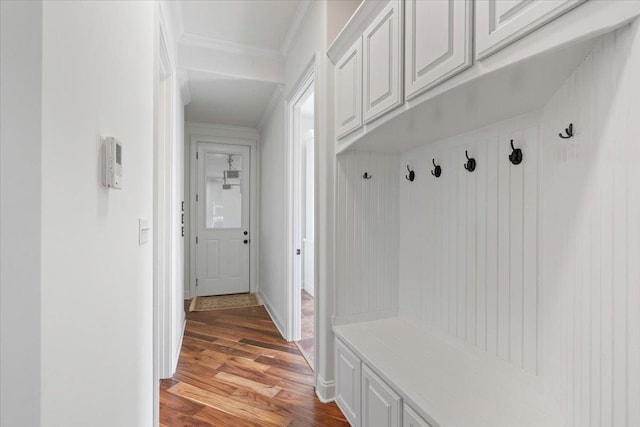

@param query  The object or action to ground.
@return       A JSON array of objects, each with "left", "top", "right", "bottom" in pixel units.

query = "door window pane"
[{"left": 205, "top": 152, "right": 242, "bottom": 229}]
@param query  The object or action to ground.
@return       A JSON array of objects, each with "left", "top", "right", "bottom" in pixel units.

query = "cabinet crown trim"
[{"left": 327, "top": 0, "right": 389, "bottom": 64}]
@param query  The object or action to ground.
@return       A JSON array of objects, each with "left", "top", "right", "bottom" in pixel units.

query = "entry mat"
[{"left": 189, "top": 293, "right": 261, "bottom": 312}]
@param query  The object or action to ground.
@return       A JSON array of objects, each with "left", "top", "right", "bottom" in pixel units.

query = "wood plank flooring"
[
  {"left": 296, "top": 290, "right": 315, "bottom": 367},
  {"left": 160, "top": 301, "right": 349, "bottom": 426}
]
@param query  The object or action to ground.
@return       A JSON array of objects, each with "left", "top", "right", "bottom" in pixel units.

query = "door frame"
[
  {"left": 189, "top": 135, "right": 259, "bottom": 299},
  {"left": 285, "top": 59, "right": 315, "bottom": 342}
]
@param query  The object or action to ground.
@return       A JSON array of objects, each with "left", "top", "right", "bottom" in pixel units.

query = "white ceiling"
[
  {"left": 181, "top": 0, "right": 301, "bottom": 52},
  {"left": 185, "top": 71, "right": 277, "bottom": 128},
  {"left": 179, "top": 0, "right": 303, "bottom": 128}
]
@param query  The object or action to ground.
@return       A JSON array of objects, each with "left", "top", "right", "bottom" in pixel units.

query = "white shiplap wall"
[
  {"left": 540, "top": 23, "right": 640, "bottom": 427},
  {"left": 399, "top": 114, "right": 540, "bottom": 374},
  {"left": 335, "top": 151, "right": 400, "bottom": 323}
]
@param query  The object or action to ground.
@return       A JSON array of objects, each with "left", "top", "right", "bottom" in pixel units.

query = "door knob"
[
  {"left": 244, "top": 239, "right": 249, "bottom": 244},
  {"left": 243, "top": 231, "right": 248, "bottom": 235}
]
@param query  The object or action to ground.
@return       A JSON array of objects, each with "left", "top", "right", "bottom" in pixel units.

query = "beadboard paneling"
[
  {"left": 540, "top": 23, "right": 640, "bottom": 427},
  {"left": 399, "top": 116, "right": 540, "bottom": 374},
  {"left": 335, "top": 151, "right": 400, "bottom": 322}
]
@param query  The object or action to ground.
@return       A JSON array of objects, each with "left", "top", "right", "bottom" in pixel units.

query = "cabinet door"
[
  {"left": 403, "top": 404, "right": 433, "bottom": 427},
  {"left": 475, "top": 0, "right": 585, "bottom": 59},
  {"left": 361, "top": 365, "right": 401, "bottom": 427},
  {"left": 336, "top": 339, "right": 361, "bottom": 427},
  {"left": 362, "top": 0, "right": 403, "bottom": 124},
  {"left": 405, "top": 0, "right": 472, "bottom": 100},
  {"left": 335, "top": 37, "right": 363, "bottom": 139}
]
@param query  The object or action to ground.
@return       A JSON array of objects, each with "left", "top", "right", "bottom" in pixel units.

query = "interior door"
[{"left": 196, "top": 143, "right": 250, "bottom": 296}]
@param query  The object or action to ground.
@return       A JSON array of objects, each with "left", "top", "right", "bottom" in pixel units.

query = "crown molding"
[
  {"left": 281, "top": 0, "right": 314, "bottom": 57},
  {"left": 327, "top": 0, "right": 386, "bottom": 64},
  {"left": 180, "top": 33, "right": 284, "bottom": 62},
  {"left": 186, "top": 121, "right": 259, "bottom": 140},
  {"left": 257, "top": 85, "right": 285, "bottom": 131}
]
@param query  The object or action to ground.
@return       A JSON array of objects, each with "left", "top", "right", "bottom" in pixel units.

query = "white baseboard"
[
  {"left": 173, "top": 317, "right": 186, "bottom": 375},
  {"left": 315, "top": 374, "right": 335, "bottom": 403},
  {"left": 259, "top": 291, "right": 287, "bottom": 340}
]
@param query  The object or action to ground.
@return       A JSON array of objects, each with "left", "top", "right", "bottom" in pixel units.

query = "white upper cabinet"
[
  {"left": 405, "top": 0, "right": 473, "bottom": 100},
  {"left": 361, "top": 365, "right": 401, "bottom": 427},
  {"left": 335, "top": 37, "right": 363, "bottom": 139},
  {"left": 362, "top": 0, "right": 403, "bottom": 124},
  {"left": 475, "top": 0, "right": 585, "bottom": 59}
]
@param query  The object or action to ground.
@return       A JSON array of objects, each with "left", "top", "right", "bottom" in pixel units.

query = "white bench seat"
[{"left": 333, "top": 317, "right": 563, "bottom": 427}]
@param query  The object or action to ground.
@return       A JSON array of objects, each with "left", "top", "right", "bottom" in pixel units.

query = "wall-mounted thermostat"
[{"left": 102, "top": 136, "right": 122, "bottom": 189}]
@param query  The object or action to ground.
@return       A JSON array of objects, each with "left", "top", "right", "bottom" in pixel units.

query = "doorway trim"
[
  {"left": 189, "top": 134, "right": 259, "bottom": 299},
  {"left": 285, "top": 59, "right": 315, "bottom": 342}
]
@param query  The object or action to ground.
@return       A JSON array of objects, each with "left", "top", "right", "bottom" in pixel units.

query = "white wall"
[
  {"left": 40, "top": 2, "right": 155, "bottom": 426},
  {"left": 256, "top": 0, "right": 359, "bottom": 401},
  {"left": 0, "top": 2, "right": 42, "bottom": 426},
  {"left": 335, "top": 151, "right": 400, "bottom": 323},
  {"left": 258, "top": 100, "right": 287, "bottom": 334},
  {"left": 398, "top": 114, "right": 540, "bottom": 374},
  {"left": 540, "top": 22, "right": 640, "bottom": 427},
  {"left": 172, "top": 89, "right": 185, "bottom": 368}
]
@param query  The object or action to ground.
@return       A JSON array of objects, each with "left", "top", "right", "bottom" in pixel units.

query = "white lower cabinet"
[
  {"left": 361, "top": 365, "right": 401, "bottom": 427},
  {"left": 403, "top": 404, "right": 432, "bottom": 427},
  {"left": 336, "top": 338, "right": 361, "bottom": 426}
]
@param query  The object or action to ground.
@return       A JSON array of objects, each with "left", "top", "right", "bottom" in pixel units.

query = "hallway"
[{"left": 160, "top": 302, "right": 348, "bottom": 426}]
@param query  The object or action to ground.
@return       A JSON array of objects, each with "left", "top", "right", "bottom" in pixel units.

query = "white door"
[
  {"left": 361, "top": 365, "right": 401, "bottom": 427},
  {"left": 475, "top": 0, "right": 585, "bottom": 59},
  {"left": 404, "top": 0, "right": 473, "bottom": 100},
  {"left": 335, "top": 339, "right": 361, "bottom": 427},
  {"left": 196, "top": 143, "right": 250, "bottom": 296},
  {"left": 335, "top": 37, "right": 363, "bottom": 139},
  {"left": 362, "top": 0, "right": 403, "bottom": 124}
]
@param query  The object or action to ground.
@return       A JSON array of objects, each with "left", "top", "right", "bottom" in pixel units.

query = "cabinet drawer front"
[
  {"left": 362, "top": 0, "right": 403, "bottom": 124},
  {"left": 336, "top": 339, "right": 362, "bottom": 426},
  {"left": 476, "top": 0, "right": 585, "bottom": 59},
  {"left": 405, "top": 0, "right": 472, "bottom": 100},
  {"left": 362, "top": 364, "right": 401, "bottom": 427},
  {"left": 336, "top": 37, "right": 363, "bottom": 139}
]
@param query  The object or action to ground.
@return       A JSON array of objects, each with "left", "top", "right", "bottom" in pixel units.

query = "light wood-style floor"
[
  {"left": 160, "top": 301, "right": 348, "bottom": 426},
  {"left": 296, "top": 290, "right": 315, "bottom": 367}
]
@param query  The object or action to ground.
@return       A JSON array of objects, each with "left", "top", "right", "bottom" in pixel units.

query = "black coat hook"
[
  {"left": 559, "top": 123, "right": 574, "bottom": 139},
  {"left": 508, "top": 139, "right": 523, "bottom": 165},
  {"left": 431, "top": 159, "right": 441, "bottom": 178},
  {"left": 362, "top": 172, "right": 372, "bottom": 180},
  {"left": 463, "top": 150, "right": 476, "bottom": 172},
  {"left": 405, "top": 165, "right": 415, "bottom": 181}
]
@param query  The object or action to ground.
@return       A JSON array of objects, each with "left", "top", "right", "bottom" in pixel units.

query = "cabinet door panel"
[
  {"left": 403, "top": 404, "right": 433, "bottom": 427},
  {"left": 362, "top": 365, "right": 401, "bottom": 427},
  {"left": 363, "top": 0, "right": 403, "bottom": 124},
  {"left": 335, "top": 38, "right": 363, "bottom": 139},
  {"left": 405, "top": 0, "right": 472, "bottom": 100},
  {"left": 475, "top": 0, "right": 585, "bottom": 59},
  {"left": 336, "top": 339, "right": 361, "bottom": 426}
]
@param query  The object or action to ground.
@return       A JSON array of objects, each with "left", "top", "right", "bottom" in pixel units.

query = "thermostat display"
[{"left": 102, "top": 136, "right": 122, "bottom": 189}]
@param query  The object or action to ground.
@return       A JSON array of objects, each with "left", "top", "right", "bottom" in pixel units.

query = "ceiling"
[
  {"left": 185, "top": 71, "right": 277, "bottom": 128},
  {"left": 181, "top": 0, "right": 301, "bottom": 51},
  {"left": 179, "top": 1, "right": 303, "bottom": 128}
]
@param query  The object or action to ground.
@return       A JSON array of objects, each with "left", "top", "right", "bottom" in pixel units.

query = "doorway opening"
[{"left": 289, "top": 69, "right": 315, "bottom": 369}]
